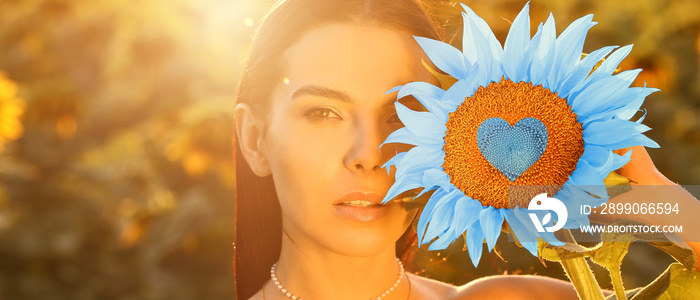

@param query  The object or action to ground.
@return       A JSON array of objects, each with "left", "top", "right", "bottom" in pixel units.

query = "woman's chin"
[
  {"left": 325, "top": 231, "right": 401, "bottom": 257},
  {"left": 322, "top": 206, "right": 414, "bottom": 256}
]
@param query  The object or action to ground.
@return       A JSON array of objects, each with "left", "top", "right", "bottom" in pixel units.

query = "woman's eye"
[
  {"left": 387, "top": 112, "right": 403, "bottom": 125},
  {"left": 304, "top": 107, "right": 342, "bottom": 123}
]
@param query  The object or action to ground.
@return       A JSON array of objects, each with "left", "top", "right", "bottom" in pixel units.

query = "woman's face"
[{"left": 262, "top": 23, "right": 434, "bottom": 256}]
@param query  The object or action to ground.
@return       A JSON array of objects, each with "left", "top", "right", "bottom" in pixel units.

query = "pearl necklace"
[{"left": 263, "top": 258, "right": 410, "bottom": 300}]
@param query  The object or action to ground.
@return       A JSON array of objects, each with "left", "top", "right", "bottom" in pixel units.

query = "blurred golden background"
[{"left": 0, "top": 0, "right": 698, "bottom": 299}]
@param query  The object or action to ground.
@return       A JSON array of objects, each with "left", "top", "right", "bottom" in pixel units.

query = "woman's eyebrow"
[
  {"left": 291, "top": 85, "right": 351, "bottom": 102},
  {"left": 384, "top": 96, "right": 400, "bottom": 108}
]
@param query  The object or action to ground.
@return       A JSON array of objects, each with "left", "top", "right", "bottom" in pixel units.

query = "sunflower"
[{"left": 381, "top": 3, "right": 658, "bottom": 267}]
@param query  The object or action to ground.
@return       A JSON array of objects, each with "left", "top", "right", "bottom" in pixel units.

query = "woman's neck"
[{"left": 267, "top": 234, "right": 411, "bottom": 300}]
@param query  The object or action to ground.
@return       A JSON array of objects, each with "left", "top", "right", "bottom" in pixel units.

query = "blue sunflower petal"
[
  {"left": 430, "top": 211, "right": 461, "bottom": 251},
  {"left": 596, "top": 44, "right": 634, "bottom": 75},
  {"left": 596, "top": 133, "right": 660, "bottom": 149},
  {"left": 416, "top": 189, "right": 446, "bottom": 244},
  {"left": 395, "top": 102, "right": 446, "bottom": 137},
  {"left": 612, "top": 86, "right": 659, "bottom": 120},
  {"left": 579, "top": 145, "right": 612, "bottom": 169},
  {"left": 583, "top": 118, "right": 651, "bottom": 145},
  {"left": 558, "top": 46, "right": 617, "bottom": 99},
  {"left": 458, "top": 12, "right": 479, "bottom": 64},
  {"left": 563, "top": 201, "right": 592, "bottom": 229},
  {"left": 383, "top": 171, "right": 422, "bottom": 204},
  {"left": 579, "top": 145, "right": 615, "bottom": 178},
  {"left": 539, "top": 230, "right": 565, "bottom": 246},
  {"left": 565, "top": 211, "right": 591, "bottom": 230},
  {"left": 414, "top": 36, "right": 469, "bottom": 80},
  {"left": 569, "top": 159, "right": 606, "bottom": 185},
  {"left": 395, "top": 147, "right": 444, "bottom": 179},
  {"left": 381, "top": 151, "right": 406, "bottom": 175},
  {"left": 565, "top": 182, "right": 610, "bottom": 202},
  {"left": 580, "top": 85, "right": 658, "bottom": 124},
  {"left": 421, "top": 169, "right": 453, "bottom": 194},
  {"left": 479, "top": 206, "right": 505, "bottom": 252},
  {"left": 611, "top": 150, "right": 633, "bottom": 170},
  {"left": 386, "top": 85, "right": 403, "bottom": 94},
  {"left": 442, "top": 76, "right": 480, "bottom": 107},
  {"left": 509, "top": 208, "right": 539, "bottom": 256},
  {"left": 503, "top": 3, "right": 531, "bottom": 82},
  {"left": 381, "top": 127, "right": 442, "bottom": 147},
  {"left": 555, "top": 186, "right": 592, "bottom": 228},
  {"left": 423, "top": 189, "right": 460, "bottom": 243},
  {"left": 428, "top": 229, "right": 457, "bottom": 251},
  {"left": 460, "top": 3, "right": 503, "bottom": 59},
  {"left": 383, "top": 178, "right": 421, "bottom": 204},
  {"left": 566, "top": 183, "right": 609, "bottom": 207},
  {"left": 451, "top": 196, "right": 482, "bottom": 236},
  {"left": 466, "top": 221, "right": 485, "bottom": 267},
  {"left": 572, "top": 69, "right": 642, "bottom": 117},
  {"left": 460, "top": 4, "right": 503, "bottom": 81},
  {"left": 568, "top": 45, "right": 634, "bottom": 100},
  {"left": 395, "top": 82, "right": 448, "bottom": 117},
  {"left": 549, "top": 14, "right": 596, "bottom": 91},
  {"left": 462, "top": 11, "right": 499, "bottom": 84},
  {"left": 529, "top": 13, "right": 556, "bottom": 86},
  {"left": 634, "top": 109, "right": 648, "bottom": 124},
  {"left": 522, "top": 22, "right": 544, "bottom": 83}
]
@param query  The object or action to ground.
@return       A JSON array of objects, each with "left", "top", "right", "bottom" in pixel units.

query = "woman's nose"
[{"left": 344, "top": 120, "right": 384, "bottom": 173}]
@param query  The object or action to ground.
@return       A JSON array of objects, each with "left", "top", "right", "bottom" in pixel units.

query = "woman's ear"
[{"left": 234, "top": 103, "right": 271, "bottom": 177}]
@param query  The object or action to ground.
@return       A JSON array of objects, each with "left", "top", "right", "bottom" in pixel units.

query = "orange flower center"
[{"left": 442, "top": 79, "right": 584, "bottom": 209}]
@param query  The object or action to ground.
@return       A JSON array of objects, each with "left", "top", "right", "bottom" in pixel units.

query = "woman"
[
  {"left": 233, "top": 0, "right": 699, "bottom": 299},
  {"left": 234, "top": 1, "right": 452, "bottom": 298},
  {"left": 234, "top": 0, "right": 582, "bottom": 299}
]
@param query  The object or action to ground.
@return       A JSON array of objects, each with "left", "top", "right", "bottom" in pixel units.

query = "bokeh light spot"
[{"left": 244, "top": 17, "right": 254, "bottom": 28}]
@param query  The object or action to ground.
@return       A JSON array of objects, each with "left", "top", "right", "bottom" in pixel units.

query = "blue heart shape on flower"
[{"left": 476, "top": 117, "right": 548, "bottom": 181}]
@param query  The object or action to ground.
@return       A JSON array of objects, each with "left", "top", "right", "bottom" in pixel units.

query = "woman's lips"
[{"left": 334, "top": 192, "right": 391, "bottom": 222}]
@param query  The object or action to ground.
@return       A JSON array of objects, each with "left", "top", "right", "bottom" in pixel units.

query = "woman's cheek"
[{"left": 275, "top": 122, "right": 345, "bottom": 182}]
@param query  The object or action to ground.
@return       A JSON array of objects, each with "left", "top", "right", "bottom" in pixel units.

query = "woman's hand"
[{"left": 613, "top": 146, "right": 674, "bottom": 186}]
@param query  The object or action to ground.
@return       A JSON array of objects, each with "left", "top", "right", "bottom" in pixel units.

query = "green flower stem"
[
  {"left": 608, "top": 264, "right": 626, "bottom": 300},
  {"left": 558, "top": 230, "right": 605, "bottom": 300}
]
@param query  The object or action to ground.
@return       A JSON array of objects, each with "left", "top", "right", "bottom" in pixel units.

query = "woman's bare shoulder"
[
  {"left": 246, "top": 287, "right": 263, "bottom": 300},
  {"left": 406, "top": 273, "right": 459, "bottom": 299},
  {"left": 449, "top": 275, "right": 579, "bottom": 300}
]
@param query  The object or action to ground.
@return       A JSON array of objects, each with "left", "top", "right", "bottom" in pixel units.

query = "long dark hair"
[{"left": 234, "top": 0, "right": 443, "bottom": 299}]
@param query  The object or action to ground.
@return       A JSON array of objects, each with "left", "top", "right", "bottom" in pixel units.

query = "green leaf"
[
  {"left": 658, "top": 263, "right": 700, "bottom": 300},
  {"left": 605, "top": 287, "right": 643, "bottom": 300},
  {"left": 603, "top": 172, "right": 632, "bottom": 198},
  {"left": 649, "top": 241, "right": 697, "bottom": 271},
  {"left": 611, "top": 259, "right": 698, "bottom": 300},
  {"left": 539, "top": 241, "right": 596, "bottom": 262},
  {"left": 538, "top": 232, "right": 605, "bottom": 300},
  {"left": 629, "top": 263, "right": 672, "bottom": 300},
  {"left": 587, "top": 219, "right": 697, "bottom": 299},
  {"left": 598, "top": 219, "right": 696, "bottom": 270},
  {"left": 589, "top": 233, "right": 633, "bottom": 300},
  {"left": 589, "top": 230, "right": 635, "bottom": 269}
]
